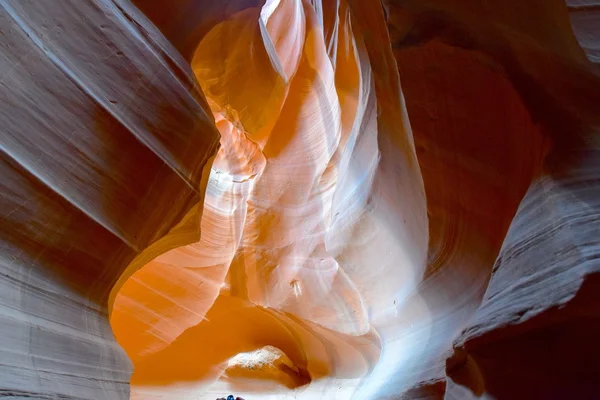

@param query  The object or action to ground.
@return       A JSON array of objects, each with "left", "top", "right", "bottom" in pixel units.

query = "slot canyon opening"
[
  {"left": 109, "top": 1, "right": 394, "bottom": 397},
  {"left": 3, "top": 0, "right": 599, "bottom": 400},
  {"left": 103, "top": 0, "right": 599, "bottom": 399}
]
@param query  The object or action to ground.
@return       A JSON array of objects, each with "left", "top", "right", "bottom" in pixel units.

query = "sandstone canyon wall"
[
  {"left": 387, "top": 0, "right": 600, "bottom": 398},
  {"left": 1, "top": 1, "right": 599, "bottom": 399},
  {"left": 0, "top": 1, "right": 219, "bottom": 398},
  {"left": 567, "top": 0, "right": 600, "bottom": 64}
]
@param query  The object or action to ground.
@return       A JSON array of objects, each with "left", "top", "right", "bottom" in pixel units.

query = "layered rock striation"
[
  {"left": 0, "top": 1, "right": 219, "bottom": 398},
  {"left": 1, "top": 0, "right": 599, "bottom": 399}
]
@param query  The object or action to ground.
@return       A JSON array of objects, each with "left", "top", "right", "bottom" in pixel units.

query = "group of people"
[{"left": 216, "top": 396, "right": 244, "bottom": 400}]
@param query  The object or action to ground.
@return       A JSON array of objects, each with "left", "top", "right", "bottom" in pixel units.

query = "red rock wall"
[
  {"left": 0, "top": 1, "right": 219, "bottom": 398},
  {"left": 388, "top": 0, "right": 600, "bottom": 398},
  {"left": 1, "top": 0, "right": 599, "bottom": 399}
]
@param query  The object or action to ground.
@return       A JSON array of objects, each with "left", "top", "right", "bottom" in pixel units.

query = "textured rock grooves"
[
  {"left": 568, "top": 0, "right": 600, "bottom": 64},
  {"left": 0, "top": 1, "right": 220, "bottom": 398},
  {"left": 0, "top": 1, "right": 599, "bottom": 400},
  {"left": 387, "top": 0, "right": 600, "bottom": 398}
]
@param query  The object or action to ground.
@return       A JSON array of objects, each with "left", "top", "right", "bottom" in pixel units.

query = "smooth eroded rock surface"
[
  {"left": 0, "top": 1, "right": 219, "bottom": 398},
  {"left": 1, "top": 0, "right": 599, "bottom": 399}
]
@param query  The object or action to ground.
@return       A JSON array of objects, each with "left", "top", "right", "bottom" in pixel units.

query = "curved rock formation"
[
  {"left": 386, "top": 0, "right": 600, "bottom": 398},
  {"left": 0, "top": 1, "right": 219, "bottom": 398},
  {"left": 1, "top": 0, "right": 599, "bottom": 399},
  {"left": 111, "top": 1, "right": 426, "bottom": 397},
  {"left": 567, "top": 0, "right": 600, "bottom": 64}
]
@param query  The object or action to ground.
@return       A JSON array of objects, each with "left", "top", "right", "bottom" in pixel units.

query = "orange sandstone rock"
[{"left": 1, "top": 0, "right": 599, "bottom": 399}]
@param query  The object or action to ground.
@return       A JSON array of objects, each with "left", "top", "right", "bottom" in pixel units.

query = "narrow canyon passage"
[
  {"left": 110, "top": 1, "right": 426, "bottom": 398},
  {"left": 1, "top": 0, "right": 599, "bottom": 399}
]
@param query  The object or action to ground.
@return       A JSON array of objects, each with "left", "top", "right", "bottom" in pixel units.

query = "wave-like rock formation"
[
  {"left": 1, "top": 0, "right": 599, "bottom": 399},
  {"left": 567, "top": 0, "right": 600, "bottom": 64}
]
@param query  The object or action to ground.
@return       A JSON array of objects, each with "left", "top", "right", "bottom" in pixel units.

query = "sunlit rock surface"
[
  {"left": 112, "top": 0, "right": 426, "bottom": 398},
  {"left": 1, "top": 0, "right": 599, "bottom": 399}
]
